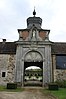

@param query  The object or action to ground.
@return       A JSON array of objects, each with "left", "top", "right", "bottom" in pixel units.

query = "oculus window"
[{"left": 56, "top": 55, "right": 66, "bottom": 69}]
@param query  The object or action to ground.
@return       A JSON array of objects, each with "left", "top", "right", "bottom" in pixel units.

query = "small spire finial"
[{"left": 33, "top": 7, "right": 36, "bottom": 17}]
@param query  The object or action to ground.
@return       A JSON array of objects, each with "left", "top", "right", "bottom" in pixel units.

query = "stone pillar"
[
  {"left": 15, "top": 45, "right": 23, "bottom": 86},
  {"left": 15, "top": 59, "right": 22, "bottom": 82},
  {"left": 21, "top": 59, "right": 24, "bottom": 87},
  {"left": 44, "top": 45, "right": 52, "bottom": 84},
  {"left": 47, "top": 46, "right": 52, "bottom": 83},
  {"left": 52, "top": 55, "right": 56, "bottom": 82},
  {"left": 43, "top": 61, "right": 45, "bottom": 87}
]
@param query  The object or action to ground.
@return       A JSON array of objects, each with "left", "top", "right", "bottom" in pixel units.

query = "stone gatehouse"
[{"left": 0, "top": 10, "right": 66, "bottom": 87}]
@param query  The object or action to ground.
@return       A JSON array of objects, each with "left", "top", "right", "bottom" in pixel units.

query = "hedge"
[{"left": 7, "top": 83, "right": 17, "bottom": 89}]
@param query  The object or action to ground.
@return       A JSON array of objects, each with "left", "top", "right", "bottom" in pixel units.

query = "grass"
[
  {"left": 44, "top": 88, "right": 66, "bottom": 99},
  {"left": 0, "top": 86, "right": 24, "bottom": 92},
  {"left": 0, "top": 86, "right": 66, "bottom": 99},
  {"left": 50, "top": 88, "right": 66, "bottom": 99}
]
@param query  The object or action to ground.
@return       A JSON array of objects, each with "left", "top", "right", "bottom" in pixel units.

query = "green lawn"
[
  {"left": 0, "top": 86, "right": 24, "bottom": 92},
  {"left": 47, "top": 88, "right": 66, "bottom": 99}
]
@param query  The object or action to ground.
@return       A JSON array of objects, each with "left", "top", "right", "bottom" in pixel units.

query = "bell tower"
[{"left": 15, "top": 9, "right": 52, "bottom": 87}]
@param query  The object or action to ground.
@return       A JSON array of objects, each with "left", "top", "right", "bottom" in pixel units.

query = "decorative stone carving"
[
  {"left": 24, "top": 51, "right": 43, "bottom": 62},
  {"left": 27, "top": 26, "right": 42, "bottom": 41}
]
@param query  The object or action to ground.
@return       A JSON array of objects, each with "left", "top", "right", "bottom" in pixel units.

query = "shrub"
[
  {"left": 48, "top": 83, "right": 59, "bottom": 90},
  {"left": 55, "top": 80, "right": 66, "bottom": 88},
  {"left": 7, "top": 83, "right": 17, "bottom": 89}
]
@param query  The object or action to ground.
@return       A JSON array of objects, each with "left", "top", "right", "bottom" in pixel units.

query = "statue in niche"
[
  {"left": 31, "top": 29, "right": 42, "bottom": 41},
  {"left": 32, "top": 30, "right": 36, "bottom": 38}
]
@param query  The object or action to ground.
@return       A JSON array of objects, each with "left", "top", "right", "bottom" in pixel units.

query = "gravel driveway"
[{"left": 0, "top": 87, "right": 57, "bottom": 99}]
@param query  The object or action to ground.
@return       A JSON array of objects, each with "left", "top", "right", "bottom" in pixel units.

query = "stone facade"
[
  {"left": 15, "top": 11, "right": 52, "bottom": 87},
  {"left": 0, "top": 54, "right": 15, "bottom": 85},
  {"left": 54, "top": 70, "right": 66, "bottom": 81},
  {"left": 15, "top": 42, "right": 52, "bottom": 87},
  {"left": 52, "top": 55, "right": 66, "bottom": 82},
  {"left": 0, "top": 10, "right": 66, "bottom": 87}
]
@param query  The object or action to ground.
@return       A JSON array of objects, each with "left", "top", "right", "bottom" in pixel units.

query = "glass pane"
[{"left": 56, "top": 56, "right": 66, "bottom": 69}]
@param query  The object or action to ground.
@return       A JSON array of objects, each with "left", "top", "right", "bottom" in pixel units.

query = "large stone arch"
[{"left": 15, "top": 46, "right": 52, "bottom": 87}]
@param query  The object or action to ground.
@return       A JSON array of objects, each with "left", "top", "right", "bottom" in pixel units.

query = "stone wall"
[
  {"left": 1, "top": 53, "right": 66, "bottom": 85},
  {"left": 52, "top": 55, "right": 66, "bottom": 81},
  {"left": 0, "top": 54, "right": 16, "bottom": 85},
  {"left": 54, "top": 69, "right": 66, "bottom": 81}
]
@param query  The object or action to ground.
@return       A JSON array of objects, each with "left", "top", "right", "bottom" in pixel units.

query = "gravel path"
[{"left": 0, "top": 87, "right": 57, "bottom": 99}]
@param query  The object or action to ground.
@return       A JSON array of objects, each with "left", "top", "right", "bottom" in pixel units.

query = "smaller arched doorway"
[{"left": 24, "top": 51, "right": 43, "bottom": 86}]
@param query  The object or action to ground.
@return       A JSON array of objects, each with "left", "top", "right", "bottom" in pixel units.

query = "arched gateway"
[
  {"left": 15, "top": 10, "right": 52, "bottom": 87},
  {"left": 24, "top": 51, "right": 43, "bottom": 86}
]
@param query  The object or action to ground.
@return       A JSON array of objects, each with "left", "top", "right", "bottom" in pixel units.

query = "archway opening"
[{"left": 24, "top": 62, "right": 43, "bottom": 87}]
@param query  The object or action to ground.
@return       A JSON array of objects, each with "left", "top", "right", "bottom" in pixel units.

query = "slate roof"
[
  {"left": 0, "top": 42, "right": 66, "bottom": 55},
  {"left": 0, "top": 42, "right": 16, "bottom": 54},
  {"left": 51, "top": 42, "right": 66, "bottom": 54}
]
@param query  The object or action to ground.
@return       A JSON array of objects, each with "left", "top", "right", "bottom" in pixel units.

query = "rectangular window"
[
  {"left": 2, "top": 72, "right": 6, "bottom": 77},
  {"left": 56, "top": 55, "right": 66, "bottom": 69}
]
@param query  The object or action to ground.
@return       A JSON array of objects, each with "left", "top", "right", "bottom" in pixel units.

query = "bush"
[
  {"left": 7, "top": 83, "right": 17, "bottom": 89},
  {"left": 48, "top": 83, "right": 59, "bottom": 90},
  {"left": 55, "top": 80, "right": 66, "bottom": 88}
]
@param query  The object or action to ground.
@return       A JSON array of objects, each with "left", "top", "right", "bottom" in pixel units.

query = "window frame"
[
  {"left": 1, "top": 70, "right": 7, "bottom": 78},
  {"left": 56, "top": 55, "right": 66, "bottom": 69}
]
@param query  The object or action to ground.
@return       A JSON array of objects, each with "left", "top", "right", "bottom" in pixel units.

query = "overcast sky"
[{"left": 0, "top": 0, "right": 66, "bottom": 42}]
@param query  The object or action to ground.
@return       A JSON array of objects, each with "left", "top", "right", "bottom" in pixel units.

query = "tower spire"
[{"left": 33, "top": 7, "right": 36, "bottom": 17}]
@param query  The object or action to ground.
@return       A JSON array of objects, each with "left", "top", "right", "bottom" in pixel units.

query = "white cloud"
[
  {"left": 0, "top": 0, "right": 66, "bottom": 42},
  {"left": 0, "top": 0, "right": 6, "bottom": 9}
]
